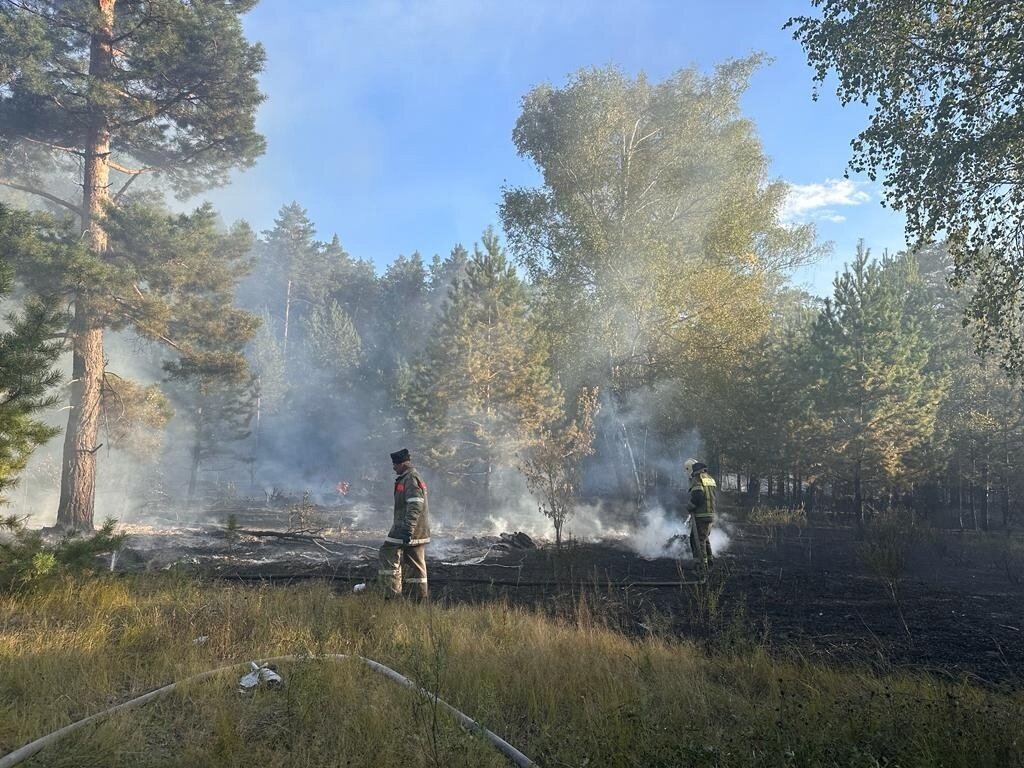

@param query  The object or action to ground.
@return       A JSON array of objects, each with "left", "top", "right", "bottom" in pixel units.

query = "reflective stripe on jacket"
[
  {"left": 388, "top": 467, "right": 430, "bottom": 545},
  {"left": 687, "top": 471, "right": 717, "bottom": 521}
]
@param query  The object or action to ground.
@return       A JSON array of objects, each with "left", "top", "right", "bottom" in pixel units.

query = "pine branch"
[
  {"left": 0, "top": 178, "right": 84, "bottom": 218},
  {"left": 17, "top": 135, "right": 84, "bottom": 156}
]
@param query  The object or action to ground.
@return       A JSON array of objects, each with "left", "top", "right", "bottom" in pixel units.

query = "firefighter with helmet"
[
  {"left": 377, "top": 448, "right": 430, "bottom": 600},
  {"left": 683, "top": 458, "right": 716, "bottom": 569}
]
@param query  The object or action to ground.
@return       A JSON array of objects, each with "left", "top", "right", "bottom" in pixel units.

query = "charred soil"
[{"left": 114, "top": 514, "right": 1024, "bottom": 687}]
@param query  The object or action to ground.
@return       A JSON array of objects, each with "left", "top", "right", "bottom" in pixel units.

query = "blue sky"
[{"left": 201, "top": 0, "right": 908, "bottom": 297}]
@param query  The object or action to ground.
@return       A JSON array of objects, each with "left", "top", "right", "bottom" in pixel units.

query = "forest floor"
[{"left": 108, "top": 508, "right": 1024, "bottom": 688}]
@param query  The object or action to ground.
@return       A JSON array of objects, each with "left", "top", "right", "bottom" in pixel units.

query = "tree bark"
[
  {"left": 853, "top": 461, "right": 864, "bottom": 530},
  {"left": 969, "top": 457, "right": 978, "bottom": 531},
  {"left": 187, "top": 442, "right": 201, "bottom": 502},
  {"left": 187, "top": 404, "right": 203, "bottom": 502},
  {"left": 745, "top": 473, "right": 761, "bottom": 505},
  {"left": 56, "top": 316, "right": 104, "bottom": 529},
  {"left": 981, "top": 462, "right": 990, "bottom": 532},
  {"left": 56, "top": 0, "right": 115, "bottom": 531},
  {"left": 957, "top": 459, "right": 964, "bottom": 530},
  {"left": 282, "top": 279, "right": 292, "bottom": 360}
]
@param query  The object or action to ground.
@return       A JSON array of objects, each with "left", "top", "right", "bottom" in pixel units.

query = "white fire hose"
[{"left": 0, "top": 654, "right": 537, "bottom": 768}]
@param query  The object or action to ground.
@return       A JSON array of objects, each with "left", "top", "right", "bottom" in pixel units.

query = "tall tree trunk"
[
  {"left": 56, "top": 0, "right": 115, "bottom": 531},
  {"left": 619, "top": 420, "right": 643, "bottom": 513},
  {"left": 282, "top": 279, "right": 292, "bottom": 360},
  {"left": 969, "top": 457, "right": 978, "bottom": 531},
  {"left": 187, "top": 405, "right": 203, "bottom": 503},
  {"left": 853, "top": 461, "right": 864, "bottom": 531},
  {"left": 1001, "top": 483, "right": 1010, "bottom": 531},
  {"left": 957, "top": 459, "right": 964, "bottom": 530},
  {"left": 56, "top": 315, "right": 104, "bottom": 529},
  {"left": 981, "top": 462, "right": 990, "bottom": 532},
  {"left": 187, "top": 443, "right": 201, "bottom": 502},
  {"left": 483, "top": 454, "right": 492, "bottom": 515},
  {"left": 745, "top": 473, "right": 761, "bottom": 505}
]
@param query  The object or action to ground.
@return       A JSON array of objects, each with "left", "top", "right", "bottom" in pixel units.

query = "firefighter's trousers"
[
  {"left": 378, "top": 541, "right": 429, "bottom": 600},
  {"left": 689, "top": 518, "right": 714, "bottom": 567}
]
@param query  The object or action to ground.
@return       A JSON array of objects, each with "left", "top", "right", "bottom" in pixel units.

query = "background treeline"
[{"left": 0, "top": 1, "right": 1020, "bottom": 535}]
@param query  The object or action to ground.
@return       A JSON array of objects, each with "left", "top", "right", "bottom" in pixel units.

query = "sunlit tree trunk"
[{"left": 56, "top": 0, "right": 115, "bottom": 531}]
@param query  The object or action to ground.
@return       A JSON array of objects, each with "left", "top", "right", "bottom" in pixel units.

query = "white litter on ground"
[{"left": 238, "top": 662, "right": 283, "bottom": 691}]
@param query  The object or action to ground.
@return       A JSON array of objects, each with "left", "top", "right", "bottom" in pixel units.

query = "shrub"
[{"left": 0, "top": 515, "right": 125, "bottom": 591}]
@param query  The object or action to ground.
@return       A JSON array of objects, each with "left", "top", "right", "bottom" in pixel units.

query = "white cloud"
[{"left": 781, "top": 178, "right": 871, "bottom": 224}]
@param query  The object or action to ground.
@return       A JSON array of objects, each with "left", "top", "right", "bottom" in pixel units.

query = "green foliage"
[
  {"left": 789, "top": 1, "right": 1024, "bottom": 373},
  {"left": 502, "top": 61, "right": 819, "bottom": 400},
  {"left": 249, "top": 310, "right": 289, "bottom": 418},
  {"left": 305, "top": 300, "right": 362, "bottom": 376},
  {"left": 0, "top": 237, "right": 64, "bottom": 503},
  {"left": 0, "top": 0, "right": 266, "bottom": 528},
  {"left": 0, "top": 0, "right": 266, "bottom": 197},
  {"left": 519, "top": 387, "right": 599, "bottom": 546},
  {"left": 499, "top": 62, "right": 823, "bottom": 506},
  {"left": 0, "top": 515, "right": 124, "bottom": 591},
  {"left": 407, "top": 229, "right": 561, "bottom": 508},
  {"left": 245, "top": 203, "right": 340, "bottom": 360},
  {"left": 99, "top": 377, "right": 174, "bottom": 459},
  {"left": 809, "top": 245, "right": 943, "bottom": 506},
  {"left": 859, "top": 509, "right": 923, "bottom": 589}
]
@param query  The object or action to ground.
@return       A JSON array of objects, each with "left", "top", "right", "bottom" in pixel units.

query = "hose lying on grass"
[{"left": 0, "top": 654, "right": 538, "bottom": 768}]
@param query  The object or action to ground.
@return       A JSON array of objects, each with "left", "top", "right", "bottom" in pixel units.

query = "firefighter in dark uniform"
[
  {"left": 683, "top": 458, "right": 716, "bottom": 569},
  {"left": 378, "top": 448, "right": 430, "bottom": 600}
]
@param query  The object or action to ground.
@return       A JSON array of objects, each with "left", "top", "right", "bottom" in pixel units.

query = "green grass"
[{"left": 1, "top": 576, "right": 1022, "bottom": 767}]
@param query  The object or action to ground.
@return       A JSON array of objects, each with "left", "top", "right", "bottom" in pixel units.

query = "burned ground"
[
  {"left": 110, "top": 509, "right": 1024, "bottom": 689},
  {"left": 424, "top": 526, "right": 1024, "bottom": 687}
]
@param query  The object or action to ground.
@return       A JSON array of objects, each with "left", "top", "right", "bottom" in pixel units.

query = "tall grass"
[{"left": 1, "top": 576, "right": 1022, "bottom": 767}]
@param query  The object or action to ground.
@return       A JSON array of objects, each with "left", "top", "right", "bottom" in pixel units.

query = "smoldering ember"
[{"left": 1, "top": 2, "right": 1023, "bottom": 767}]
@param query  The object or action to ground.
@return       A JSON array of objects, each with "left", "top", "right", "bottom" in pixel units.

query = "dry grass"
[
  {"left": 1, "top": 575, "right": 1022, "bottom": 767},
  {"left": 747, "top": 505, "right": 808, "bottom": 528}
]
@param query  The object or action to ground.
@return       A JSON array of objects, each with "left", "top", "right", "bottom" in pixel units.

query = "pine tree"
[
  {"left": 428, "top": 244, "right": 469, "bottom": 311},
  {"left": 181, "top": 378, "right": 258, "bottom": 502},
  {"left": 244, "top": 203, "right": 336, "bottom": 361},
  {"left": 408, "top": 229, "right": 561, "bottom": 510},
  {"left": 323, "top": 236, "right": 378, "bottom": 339},
  {"left": 0, "top": 0, "right": 264, "bottom": 529},
  {"left": 810, "top": 244, "right": 943, "bottom": 520},
  {"left": 249, "top": 310, "right": 288, "bottom": 420},
  {"left": 305, "top": 300, "right": 362, "bottom": 376},
  {"left": 376, "top": 252, "right": 430, "bottom": 379},
  {"left": 159, "top": 217, "right": 259, "bottom": 502},
  {"left": 911, "top": 245, "right": 1024, "bottom": 531},
  {"left": 0, "top": 240, "right": 63, "bottom": 503}
]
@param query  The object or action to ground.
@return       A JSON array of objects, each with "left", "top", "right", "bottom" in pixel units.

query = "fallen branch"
[{"left": 236, "top": 528, "right": 378, "bottom": 552}]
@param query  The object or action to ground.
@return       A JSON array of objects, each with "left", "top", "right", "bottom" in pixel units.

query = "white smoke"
[{"left": 627, "top": 506, "right": 732, "bottom": 560}]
